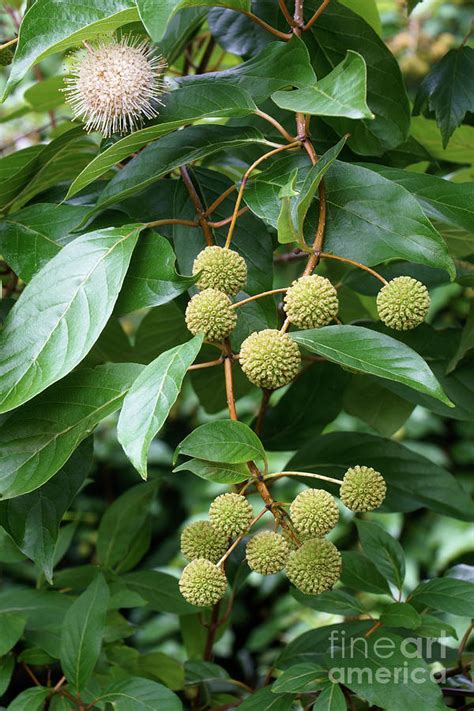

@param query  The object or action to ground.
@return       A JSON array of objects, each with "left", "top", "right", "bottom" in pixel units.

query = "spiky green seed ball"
[
  {"left": 209, "top": 493, "right": 253, "bottom": 537},
  {"left": 180, "top": 521, "right": 229, "bottom": 563},
  {"left": 192, "top": 246, "right": 247, "bottom": 296},
  {"left": 239, "top": 329, "right": 301, "bottom": 390},
  {"left": 0, "top": 47, "right": 14, "bottom": 66},
  {"left": 179, "top": 558, "right": 227, "bottom": 607},
  {"left": 185, "top": 288, "right": 237, "bottom": 342},
  {"left": 285, "top": 538, "right": 341, "bottom": 595},
  {"left": 340, "top": 465, "right": 387, "bottom": 512},
  {"left": 284, "top": 275, "right": 338, "bottom": 329},
  {"left": 246, "top": 531, "right": 289, "bottom": 575},
  {"left": 377, "top": 276, "right": 430, "bottom": 331},
  {"left": 289, "top": 489, "right": 339, "bottom": 537}
]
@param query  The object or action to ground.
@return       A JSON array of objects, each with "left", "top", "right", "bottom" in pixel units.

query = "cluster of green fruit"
[
  {"left": 179, "top": 466, "right": 387, "bottom": 607},
  {"left": 185, "top": 246, "right": 431, "bottom": 390}
]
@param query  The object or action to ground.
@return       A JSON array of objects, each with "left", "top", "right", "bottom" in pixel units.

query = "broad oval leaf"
[
  {"left": 0, "top": 363, "right": 142, "bottom": 499},
  {"left": 175, "top": 419, "right": 266, "bottom": 465},
  {"left": 355, "top": 520, "right": 405, "bottom": 590},
  {"left": 138, "top": 0, "right": 251, "bottom": 41},
  {"left": 122, "top": 570, "right": 197, "bottom": 614},
  {"left": 272, "top": 50, "right": 374, "bottom": 120},
  {"left": 271, "top": 663, "right": 328, "bottom": 693},
  {"left": 409, "top": 577, "right": 474, "bottom": 617},
  {"left": 118, "top": 335, "right": 203, "bottom": 479},
  {"left": 93, "top": 676, "right": 183, "bottom": 711},
  {"left": 3, "top": 0, "right": 138, "bottom": 100},
  {"left": 174, "top": 458, "right": 249, "bottom": 484},
  {"left": 60, "top": 573, "right": 110, "bottom": 691},
  {"left": 379, "top": 602, "right": 421, "bottom": 630},
  {"left": 0, "top": 224, "right": 142, "bottom": 413},
  {"left": 291, "top": 325, "right": 452, "bottom": 406}
]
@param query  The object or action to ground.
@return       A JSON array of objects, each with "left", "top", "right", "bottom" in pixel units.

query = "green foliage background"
[{"left": 0, "top": 0, "right": 474, "bottom": 709}]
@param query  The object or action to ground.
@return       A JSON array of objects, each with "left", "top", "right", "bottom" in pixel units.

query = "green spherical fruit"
[
  {"left": 209, "top": 493, "right": 253, "bottom": 537},
  {"left": 284, "top": 275, "right": 338, "bottom": 329},
  {"left": 239, "top": 329, "right": 301, "bottom": 390},
  {"left": 0, "top": 47, "right": 14, "bottom": 66},
  {"left": 192, "top": 246, "right": 247, "bottom": 295},
  {"left": 289, "top": 489, "right": 339, "bottom": 537},
  {"left": 246, "top": 531, "right": 289, "bottom": 575},
  {"left": 285, "top": 538, "right": 341, "bottom": 595},
  {"left": 340, "top": 465, "right": 387, "bottom": 512},
  {"left": 179, "top": 558, "right": 227, "bottom": 607},
  {"left": 377, "top": 276, "right": 430, "bottom": 331},
  {"left": 185, "top": 288, "right": 237, "bottom": 342},
  {"left": 180, "top": 521, "right": 229, "bottom": 563}
]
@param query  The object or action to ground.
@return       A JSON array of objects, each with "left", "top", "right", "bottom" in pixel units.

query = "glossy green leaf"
[
  {"left": 0, "top": 613, "right": 26, "bottom": 655},
  {"left": 0, "top": 363, "right": 142, "bottom": 499},
  {"left": 118, "top": 336, "right": 203, "bottom": 479},
  {"left": 339, "top": 0, "right": 381, "bottom": 34},
  {"left": 355, "top": 520, "right": 405, "bottom": 590},
  {"left": 305, "top": 0, "right": 410, "bottom": 153},
  {"left": 3, "top": 0, "right": 139, "bottom": 99},
  {"left": 24, "top": 76, "right": 66, "bottom": 112},
  {"left": 414, "top": 47, "right": 474, "bottom": 148},
  {"left": 93, "top": 677, "right": 183, "bottom": 711},
  {"left": 0, "top": 653, "right": 14, "bottom": 697},
  {"left": 291, "top": 325, "right": 452, "bottom": 406},
  {"left": 121, "top": 571, "right": 197, "bottom": 614},
  {"left": 272, "top": 51, "right": 373, "bottom": 120},
  {"left": 5, "top": 440, "right": 93, "bottom": 583},
  {"left": 380, "top": 602, "right": 421, "bottom": 629},
  {"left": 239, "top": 687, "right": 294, "bottom": 711},
  {"left": 0, "top": 203, "right": 91, "bottom": 282},
  {"left": 66, "top": 82, "right": 257, "bottom": 199},
  {"left": 272, "top": 663, "right": 328, "bottom": 693},
  {"left": 175, "top": 419, "right": 265, "bottom": 465},
  {"left": 344, "top": 376, "right": 414, "bottom": 437},
  {"left": 0, "top": 224, "right": 142, "bottom": 413},
  {"left": 341, "top": 551, "right": 392, "bottom": 595},
  {"left": 410, "top": 577, "right": 474, "bottom": 617},
  {"left": 277, "top": 621, "right": 372, "bottom": 668},
  {"left": 6, "top": 687, "right": 50, "bottom": 711},
  {"left": 60, "top": 573, "right": 109, "bottom": 691},
  {"left": 0, "top": 145, "right": 44, "bottom": 211},
  {"left": 287, "top": 431, "right": 474, "bottom": 521},
  {"left": 313, "top": 683, "right": 346, "bottom": 711},
  {"left": 174, "top": 458, "right": 249, "bottom": 484},
  {"left": 291, "top": 588, "right": 365, "bottom": 616},
  {"left": 97, "top": 482, "right": 156, "bottom": 571},
  {"left": 411, "top": 116, "right": 474, "bottom": 164},
  {"left": 138, "top": 0, "right": 250, "bottom": 41}
]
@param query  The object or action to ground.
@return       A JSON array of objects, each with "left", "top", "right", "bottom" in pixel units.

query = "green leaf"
[
  {"left": 355, "top": 520, "right": 405, "bottom": 590},
  {"left": 97, "top": 482, "right": 156, "bottom": 571},
  {"left": 184, "top": 660, "right": 229, "bottom": 685},
  {"left": 137, "top": 0, "right": 250, "bottom": 41},
  {"left": 313, "top": 683, "right": 346, "bottom": 711},
  {"left": 175, "top": 419, "right": 265, "bottom": 465},
  {"left": 341, "top": 552, "right": 392, "bottom": 595},
  {"left": 344, "top": 376, "right": 414, "bottom": 437},
  {"left": 380, "top": 602, "right": 421, "bottom": 629},
  {"left": 174, "top": 458, "right": 249, "bottom": 484},
  {"left": 238, "top": 687, "right": 294, "bottom": 711},
  {"left": 121, "top": 571, "right": 198, "bottom": 614},
  {"left": 290, "top": 325, "right": 452, "bottom": 406},
  {"left": 276, "top": 138, "right": 347, "bottom": 246},
  {"left": 5, "top": 440, "right": 93, "bottom": 583},
  {"left": 118, "top": 336, "right": 203, "bottom": 479},
  {"left": 93, "top": 677, "right": 183, "bottom": 711},
  {"left": 410, "top": 577, "right": 474, "bottom": 617},
  {"left": 0, "top": 224, "right": 142, "bottom": 413},
  {"left": 0, "top": 613, "right": 26, "bottom": 655},
  {"left": 339, "top": 0, "right": 381, "bottom": 34},
  {"left": 272, "top": 663, "right": 328, "bottom": 693},
  {"left": 179, "top": 36, "right": 316, "bottom": 104},
  {"left": 3, "top": 0, "right": 139, "bottom": 100},
  {"left": 411, "top": 116, "right": 474, "bottom": 164},
  {"left": 414, "top": 47, "right": 474, "bottom": 148},
  {"left": 0, "top": 145, "right": 44, "bottom": 211},
  {"left": 66, "top": 82, "right": 257, "bottom": 199},
  {"left": 0, "top": 363, "right": 142, "bottom": 499},
  {"left": 415, "top": 614, "right": 458, "bottom": 639},
  {"left": 246, "top": 159, "right": 455, "bottom": 278},
  {"left": 305, "top": 0, "right": 410, "bottom": 153},
  {"left": 291, "top": 588, "right": 365, "bottom": 616},
  {"left": 272, "top": 51, "right": 373, "bottom": 120},
  {"left": 24, "top": 76, "right": 66, "bottom": 112},
  {"left": 7, "top": 687, "right": 50, "bottom": 711},
  {"left": 60, "top": 573, "right": 110, "bottom": 691},
  {"left": 448, "top": 302, "right": 474, "bottom": 372},
  {"left": 287, "top": 431, "right": 474, "bottom": 521},
  {"left": 277, "top": 621, "right": 372, "bottom": 668},
  {"left": 94, "top": 124, "right": 269, "bottom": 213},
  {"left": 133, "top": 302, "right": 191, "bottom": 364},
  {"left": 0, "top": 203, "right": 91, "bottom": 282},
  {"left": 327, "top": 629, "right": 445, "bottom": 711},
  {"left": 0, "top": 653, "right": 14, "bottom": 697}
]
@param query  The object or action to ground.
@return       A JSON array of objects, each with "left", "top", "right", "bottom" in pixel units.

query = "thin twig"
[
  {"left": 255, "top": 109, "right": 297, "bottom": 143},
  {"left": 320, "top": 252, "right": 388, "bottom": 285},
  {"left": 304, "top": 0, "right": 332, "bottom": 30},
  {"left": 180, "top": 166, "right": 214, "bottom": 246},
  {"left": 255, "top": 389, "right": 271, "bottom": 435},
  {"left": 146, "top": 218, "right": 199, "bottom": 229},
  {"left": 278, "top": 0, "right": 295, "bottom": 26},
  {"left": 265, "top": 471, "right": 342, "bottom": 486},
  {"left": 188, "top": 358, "right": 223, "bottom": 371},
  {"left": 217, "top": 508, "right": 269, "bottom": 566},
  {"left": 230, "top": 288, "right": 288, "bottom": 309},
  {"left": 0, "top": 36, "right": 18, "bottom": 51},
  {"left": 240, "top": 11, "right": 292, "bottom": 40},
  {"left": 203, "top": 185, "right": 236, "bottom": 216},
  {"left": 209, "top": 207, "right": 249, "bottom": 229},
  {"left": 223, "top": 339, "right": 238, "bottom": 421}
]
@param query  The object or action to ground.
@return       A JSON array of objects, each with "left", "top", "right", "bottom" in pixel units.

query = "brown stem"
[
  {"left": 293, "top": 0, "right": 304, "bottom": 32},
  {"left": 459, "top": 623, "right": 473, "bottom": 665},
  {"left": 255, "top": 109, "right": 297, "bottom": 143},
  {"left": 53, "top": 676, "right": 66, "bottom": 693},
  {"left": 230, "top": 288, "right": 288, "bottom": 309},
  {"left": 278, "top": 0, "right": 295, "bottom": 26},
  {"left": 203, "top": 185, "right": 236, "bottom": 217},
  {"left": 195, "top": 34, "right": 216, "bottom": 74},
  {"left": 22, "top": 663, "right": 41, "bottom": 687},
  {"left": 224, "top": 141, "right": 300, "bottom": 249},
  {"left": 320, "top": 252, "right": 388, "bottom": 285},
  {"left": 255, "top": 389, "right": 271, "bottom": 436},
  {"left": 223, "top": 339, "right": 238, "bottom": 421},
  {"left": 240, "top": 11, "right": 292, "bottom": 40},
  {"left": 265, "top": 471, "right": 342, "bottom": 486},
  {"left": 209, "top": 207, "right": 249, "bottom": 229},
  {"left": 0, "top": 37, "right": 18, "bottom": 51},
  {"left": 188, "top": 358, "right": 223, "bottom": 371},
  {"left": 303, "top": 0, "right": 332, "bottom": 31},
  {"left": 146, "top": 218, "right": 199, "bottom": 229},
  {"left": 217, "top": 508, "right": 269, "bottom": 566},
  {"left": 204, "top": 601, "right": 222, "bottom": 661},
  {"left": 180, "top": 166, "right": 214, "bottom": 246}
]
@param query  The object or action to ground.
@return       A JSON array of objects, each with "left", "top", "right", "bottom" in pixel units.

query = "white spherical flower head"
[{"left": 64, "top": 36, "right": 167, "bottom": 137}]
